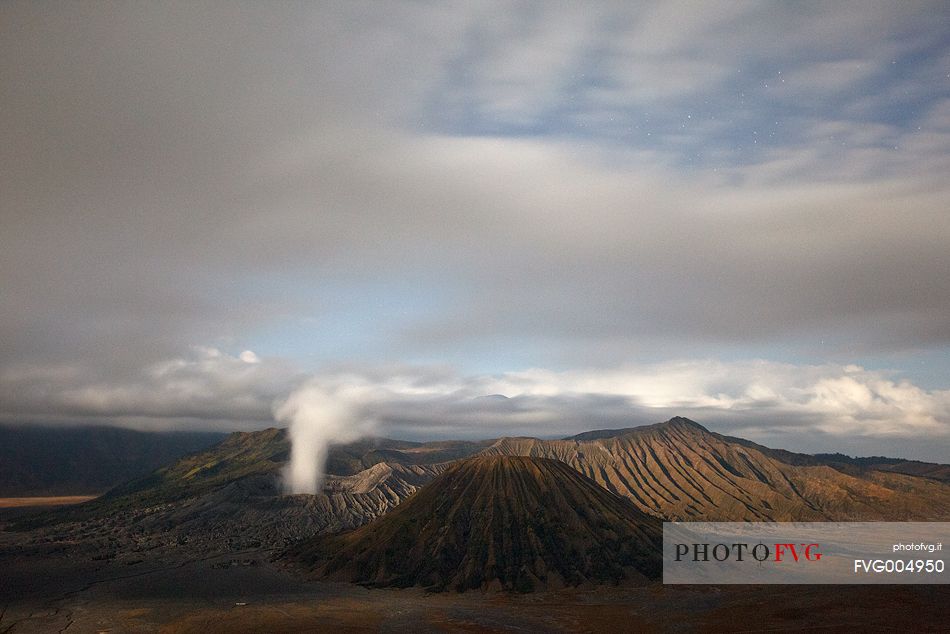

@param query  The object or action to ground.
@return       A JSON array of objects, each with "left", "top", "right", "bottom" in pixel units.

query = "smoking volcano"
[{"left": 275, "top": 382, "right": 378, "bottom": 495}]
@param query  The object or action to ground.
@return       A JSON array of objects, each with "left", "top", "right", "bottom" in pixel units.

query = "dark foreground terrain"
[{"left": 2, "top": 544, "right": 948, "bottom": 633}]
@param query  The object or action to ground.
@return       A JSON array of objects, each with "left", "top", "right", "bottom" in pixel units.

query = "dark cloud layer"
[{"left": 1, "top": 2, "right": 948, "bottom": 458}]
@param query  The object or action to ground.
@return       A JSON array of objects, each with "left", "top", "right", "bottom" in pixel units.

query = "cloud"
[
  {"left": 0, "top": 347, "right": 301, "bottom": 429},
  {"left": 239, "top": 350, "right": 261, "bottom": 364},
  {"left": 0, "top": 3, "right": 947, "bottom": 459},
  {"left": 484, "top": 362, "right": 950, "bottom": 438},
  {"left": 371, "top": 361, "right": 950, "bottom": 440},
  {"left": 4, "top": 350, "right": 946, "bottom": 459}
]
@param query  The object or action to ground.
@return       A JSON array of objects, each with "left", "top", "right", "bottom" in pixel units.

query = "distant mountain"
[
  {"left": 566, "top": 427, "right": 645, "bottom": 441},
  {"left": 483, "top": 417, "right": 950, "bottom": 521},
  {"left": 102, "top": 427, "right": 291, "bottom": 504},
  {"left": 812, "top": 453, "right": 950, "bottom": 483},
  {"left": 0, "top": 425, "right": 226, "bottom": 496},
  {"left": 705, "top": 435, "right": 950, "bottom": 483},
  {"left": 283, "top": 456, "right": 662, "bottom": 592},
  {"left": 325, "top": 437, "right": 492, "bottom": 476}
]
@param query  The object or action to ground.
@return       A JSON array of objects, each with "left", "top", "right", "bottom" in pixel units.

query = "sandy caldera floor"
[{"left": 1, "top": 548, "right": 948, "bottom": 633}]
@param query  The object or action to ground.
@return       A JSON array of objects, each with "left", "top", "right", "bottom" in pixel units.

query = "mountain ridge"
[
  {"left": 479, "top": 417, "right": 950, "bottom": 521},
  {"left": 12, "top": 417, "right": 949, "bottom": 563}
]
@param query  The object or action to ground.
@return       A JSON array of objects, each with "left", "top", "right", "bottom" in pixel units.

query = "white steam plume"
[
  {"left": 274, "top": 380, "right": 378, "bottom": 494},
  {"left": 271, "top": 361, "right": 950, "bottom": 494}
]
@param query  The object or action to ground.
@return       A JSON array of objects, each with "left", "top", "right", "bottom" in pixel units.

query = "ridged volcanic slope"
[
  {"left": 284, "top": 455, "right": 662, "bottom": 592},
  {"left": 481, "top": 418, "right": 950, "bottom": 521}
]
